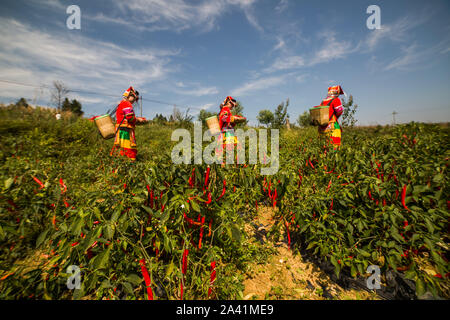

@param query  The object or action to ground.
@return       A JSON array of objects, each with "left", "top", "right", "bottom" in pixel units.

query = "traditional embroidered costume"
[
  {"left": 113, "top": 87, "right": 139, "bottom": 161},
  {"left": 317, "top": 85, "right": 345, "bottom": 149},
  {"left": 215, "top": 96, "right": 245, "bottom": 163}
]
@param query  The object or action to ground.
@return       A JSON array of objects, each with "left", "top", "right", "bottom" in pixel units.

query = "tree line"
[{"left": 11, "top": 80, "right": 359, "bottom": 128}]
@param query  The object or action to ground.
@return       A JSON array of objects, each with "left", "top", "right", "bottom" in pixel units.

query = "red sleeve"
[
  {"left": 219, "top": 107, "right": 231, "bottom": 129},
  {"left": 116, "top": 100, "right": 136, "bottom": 125},
  {"left": 331, "top": 98, "right": 344, "bottom": 118}
]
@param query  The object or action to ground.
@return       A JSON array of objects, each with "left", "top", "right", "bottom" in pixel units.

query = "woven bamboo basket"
[
  {"left": 309, "top": 106, "right": 330, "bottom": 126},
  {"left": 94, "top": 114, "right": 116, "bottom": 139},
  {"left": 206, "top": 115, "right": 221, "bottom": 135}
]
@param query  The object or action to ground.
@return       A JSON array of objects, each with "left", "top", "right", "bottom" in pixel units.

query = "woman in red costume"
[{"left": 112, "top": 86, "right": 141, "bottom": 161}]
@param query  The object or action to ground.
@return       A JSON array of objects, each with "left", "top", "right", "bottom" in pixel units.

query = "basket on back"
[
  {"left": 309, "top": 106, "right": 330, "bottom": 126},
  {"left": 94, "top": 114, "right": 116, "bottom": 139},
  {"left": 206, "top": 115, "right": 221, "bottom": 136}
]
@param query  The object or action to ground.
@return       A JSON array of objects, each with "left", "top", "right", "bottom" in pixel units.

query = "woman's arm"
[{"left": 333, "top": 99, "right": 344, "bottom": 118}]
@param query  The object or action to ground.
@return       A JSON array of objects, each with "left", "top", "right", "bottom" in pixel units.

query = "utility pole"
[
  {"left": 392, "top": 111, "right": 398, "bottom": 125},
  {"left": 140, "top": 95, "right": 143, "bottom": 118}
]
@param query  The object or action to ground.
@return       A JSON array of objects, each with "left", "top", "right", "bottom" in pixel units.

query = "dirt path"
[{"left": 242, "top": 206, "right": 378, "bottom": 300}]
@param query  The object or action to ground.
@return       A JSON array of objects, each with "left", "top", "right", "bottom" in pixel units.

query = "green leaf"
[
  {"left": 126, "top": 274, "right": 142, "bottom": 285},
  {"left": 231, "top": 226, "right": 241, "bottom": 242},
  {"left": 190, "top": 200, "right": 200, "bottom": 212},
  {"left": 93, "top": 207, "right": 102, "bottom": 220},
  {"left": 36, "top": 229, "right": 49, "bottom": 248},
  {"left": 4, "top": 178, "right": 14, "bottom": 189},
  {"left": 122, "top": 281, "right": 134, "bottom": 295},
  {"left": 350, "top": 264, "right": 357, "bottom": 278},
  {"left": 93, "top": 248, "right": 110, "bottom": 270},
  {"left": 73, "top": 287, "right": 84, "bottom": 300},
  {"left": 0, "top": 224, "right": 5, "bottom": 241},
  {"left": 160, "top": 209, "right": 170, "bottom": 225},
  {"left": 105, "top": 224, "right": 114, "bottom": 240},
  {"left": 358, "top": 249, "right": 371, "bottom": 258},
  {"left": 415, "top": 277, "right": 426, "bottom": 297},
  {"left": 111, "top": 208, "right": 121, "bottom": 223},
  {"left": 165, "top": 262, "right": 175, "bottom": 279}
]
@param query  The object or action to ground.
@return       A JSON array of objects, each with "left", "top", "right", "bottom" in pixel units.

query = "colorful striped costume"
[
  {"left": 113, "top": 99, "right": 137, "bottom": 161},
  {"left": 318, "top": 86, "right": 345, "bottom": 149},
  {"left": 215, "top": 97, "right": 244, "bottom": 163}
]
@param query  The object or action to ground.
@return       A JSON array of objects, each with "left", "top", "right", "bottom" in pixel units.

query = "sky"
[{"left": 0, "top": 0, "right": 449, "bottom": 126}]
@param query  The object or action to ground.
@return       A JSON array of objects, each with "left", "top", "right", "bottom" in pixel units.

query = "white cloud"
[
  {"left": 362, "top": 14, "right": 433, "bottom": 52},
  {"left": 264, "top": 55, "right": 305, "bottom": 73},
  {"left": 273, "top": 37, "right": 286, "bottom": 52},
  {"left": 308, "top": 32, "right": 355, "bottom": 66},
  {"left": 231, "top": 74, "right": 287, "bottom": 96},
  {"left": 175, "top": 86, "right": 219, "bottom": 97},
  {"left": 275, "top": 0, "right": 289, "bottom": 13},
  {"left": 384, "top": 39, "right": 450, "bottom": 71},
  {"left": 105, "top": 0, "right": 261, "bottom": 33},
  {"left": 0, "top": 18, "right": 179, "bottom": 110}
]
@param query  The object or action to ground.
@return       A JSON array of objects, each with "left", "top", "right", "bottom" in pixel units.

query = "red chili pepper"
[
  {"left": 32, "top": 176, "right": 45, "bottom": 189},
  {"left": 204, "top": 167, "right": 210, "bottom": 189},
  {"left": 182, "top": 249, "right": 189, "bottom": 275},
  {"left": 180, "top": 280, "right": 185, "bottom": 300},
  {"left": 198, "top": 216, "right": 206, "bottom": 249},
  {"left": 329, "top": 199, "right": 334, "bottom": 212},
  {"left": 326, "top": 179, "right": 332, "bottom": 193},
  {"left": 401, "top": 184, "right": 410, "bottom": 211},
  {"left": 71, "top": 241, "right": 79, "bottom": 247},
  {"left": 382, "top": 198, "right": 386, "bottom": 207},
  {"left": 272, "top": 188, "right": 277, "bottom": 209},
  {"left": 286, "top": 223, "right": 291, "bottom": 249},
  {"left": 59, "top": 178, "right": 67, "bottom": 194},
  {"left": 217, "top": 179, "right": 226, "bottom": 200},
  {"left": 309, "top": 158, "right": 315, "bottom": 169},
  {"left": 208, "top": 261, "right": 216, "bottom": 298},
  {"left": 205, "top": 192, "right": 212, "bottom": 204},
  {"left": 7, "top": 199, "right": 18, "bottom": 209},
  {"left": 233, "top": 186, "right": 236, "bottom": 193},
  {"left": 146, "top": 185, "right": 151, "bottom": 206},
  {"left": 139, "top": 259, "right": 154, "bottom": 300},
  {"left": 188, "top": 168, "right": 195, "bottom": 187},
  {"left": 368, "top": 190, "right": 373, "bottom": 200},
  {"left": 150, "top": 189, "right": 154, "bottom": 208},
  {"left": 255, "top": 200, "right": 258, "bottom": 211},
  {"left": 208, "top": 219, "right": 212, "bottom": 237},
  {"left": 183, "top": 212, "right": 194, "bottom": 226}
]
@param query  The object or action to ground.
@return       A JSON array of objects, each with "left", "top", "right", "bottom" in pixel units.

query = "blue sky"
[{"left": 0, "top": 0, "right": 449, "bottom": 125}]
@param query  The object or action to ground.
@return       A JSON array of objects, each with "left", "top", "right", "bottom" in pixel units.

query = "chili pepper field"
[{"left": 0, "top": 105, "right": 449, "bottom": 300}]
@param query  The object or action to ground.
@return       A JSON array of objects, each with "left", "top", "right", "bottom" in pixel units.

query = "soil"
[{"left": 242, "top": 206, "right": 379, "bottom": 300}]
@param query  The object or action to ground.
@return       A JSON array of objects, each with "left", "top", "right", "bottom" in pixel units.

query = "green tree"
[
  {"left": 16, "top": 98, "right": 29, "bottom": 108},
  {"left": 272, "top": 99, "right": 289, "bottom": 128},
  {"left": 232, "top": 100, "right": 248, "bottom": 127},
  {"left": 62, "top": 98, "right": 83, "bottom": 116},
  {"left": 340, "top": 95, "right": 358, "bottom": 127},
  {"left": 298, "top": 111, "right": 312, "bottom": 127},
  {"left": 257, "top": 109, "right": 274, "bottom": 127},
  {"left": 198, "top": 109, "right": 216, "bottom": 126},
  {"left": 172, "top": 106, "right": 193, "bottom": 127}
]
